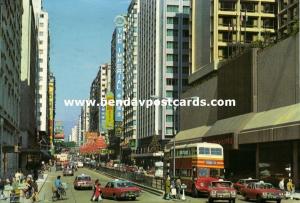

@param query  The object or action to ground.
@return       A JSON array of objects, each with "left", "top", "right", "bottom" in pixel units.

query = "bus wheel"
[{"left": 192, "top": 185, "right": 199, "bottom": 197}]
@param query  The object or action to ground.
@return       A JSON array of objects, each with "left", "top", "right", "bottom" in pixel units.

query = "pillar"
[
  {"left": 256, "top": 143, "right": 260, "bottom": 179},
  {"left": 293, "top": 142, "right": 298, "bottom": 188}
]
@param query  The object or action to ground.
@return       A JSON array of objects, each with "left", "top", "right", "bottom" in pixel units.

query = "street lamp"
[{"left": 150, "top": 95, "right": 198, "bottom": 178}]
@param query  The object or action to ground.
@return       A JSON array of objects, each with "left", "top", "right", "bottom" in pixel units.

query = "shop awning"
[
  {"left": 242, "top": 103, "right": 300, "bottom": 131},
  {"left": 204, "top": 113, "right": 254, "bottom": 137},
  {"left": 175, "top": 125, "right": 211, "bottom": 143}
]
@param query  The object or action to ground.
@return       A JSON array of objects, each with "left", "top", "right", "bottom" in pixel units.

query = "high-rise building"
[
  {"left": 135, "top": 0, "right": 190, "bottom": 163},
  {"left": 122, "top": 0, "right": 139, "bottom": 164},
  {"left": 71, "top": 125, "right": 78, "bottom": 143},
  {"left": 48, "top": 72, "right": 55, "bottom": 151},
  {"left": 80, "top": 104, "right": 90, "bottom": 144},
  {"left": 0, "top": 0, "right": 23, "bottom": 175},
  {"left": 190, "top": 0, "right": 276, "bottom": 73},
  {"left": 34, "top": 6, "right": 50, "bottom": 141},
  {"left": 89, "top": 64, "right": 110, "bottom": 133},
  {"left": 277, "top": 0, "right": 299, "bottom": 39}
]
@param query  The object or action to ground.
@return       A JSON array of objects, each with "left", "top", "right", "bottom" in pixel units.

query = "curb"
[{"left": 93, "top": 168, "right": 164, "bottom": 196}]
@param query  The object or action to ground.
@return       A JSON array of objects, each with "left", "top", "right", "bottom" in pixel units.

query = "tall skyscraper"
[
  {"left": 136, "top": 0, "right": 190, "bottom": 160},
  {"left": 34, "top": 3, "right": 50, "bottom": 141},
  {"left": 0, "top": 0, "right": 23, "bottom": 176},
  {"left": 190, "top": 0, "right": 276, "bottom": 73},
  {"left": 122, "top": 0, "right": 139, "bottom": 164}
]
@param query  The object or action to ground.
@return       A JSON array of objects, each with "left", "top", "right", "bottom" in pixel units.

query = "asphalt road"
[{"left": 38, "top": 168, "right": 299, "bottom": 203}]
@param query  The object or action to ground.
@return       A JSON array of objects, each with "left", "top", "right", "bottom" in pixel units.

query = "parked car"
[
  {"left": 242, "top": 181, "right": 284, "bottom": 203},
  {"left": 101, "top": 179, "right": 141, "bottom": 200},
  {"left": 234, "top": 178, "right": 259, "bottom": 194},
  {"left": 73, "top": 174, "right": 93, "bottom": 190},
  {"left": 208, "top": 180, "right": 237, "bottom": 203},
  {"left": 63, "top": 167, "right": 74, "bottom": 176}
]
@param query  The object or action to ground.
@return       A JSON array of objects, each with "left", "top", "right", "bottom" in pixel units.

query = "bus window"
[
  {"left": 191, "top": 147, "right": 197, "bottom": 155},
  {"left": 199, "top": 168, "right": 209, "bottom": 177},
  {"left": 199, "top": 147, "right": 210, "bottom": 155},
  {"left": 211, "top": 148, "right": 222, "bottom": 155}
]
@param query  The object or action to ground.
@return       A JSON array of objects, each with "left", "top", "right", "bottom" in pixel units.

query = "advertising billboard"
[
  {"left": 106, "top": 92, "right": 114, "bottom": 130},
  {"left": 114, "top": 15, "right": 126, "bottom": 122},
  {"left": 99, "top": 105, "right": 106, "bottom": 133},
  {"left": 54, "top": 121, "right": 64, "bottom": 140}
]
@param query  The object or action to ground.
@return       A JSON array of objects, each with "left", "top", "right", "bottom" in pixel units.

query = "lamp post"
[
  {"left": 0, "top": 118, "right": 3, "bottom": 176},
  {"left": 150, "top": 95, "right": 198, "bottom": 178}
]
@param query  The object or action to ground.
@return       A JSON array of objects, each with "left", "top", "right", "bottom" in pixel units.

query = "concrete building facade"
[
  {"left": 122, "top": 0, "right": 139, "bottom": 163},
  {"left": 190, "top": 0, "right": 276, "bottom": 73},
  {"left": 135, "top": 0, "right": 190, "bottom": 166},
  {"left": 0, "top": 0, "right": 23, "bottom": 176}
]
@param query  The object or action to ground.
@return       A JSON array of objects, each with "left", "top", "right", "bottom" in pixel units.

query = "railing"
[{"left": 95, "top": 166, "right": 164, "bottom": 191}]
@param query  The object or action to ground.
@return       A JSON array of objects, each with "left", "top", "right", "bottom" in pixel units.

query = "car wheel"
[
  {"left": 276, "top": 200, "right": 281, "bottom": 203},
  {"left": 231, "top": 199, "right": 235, "bottom": 203},
  {"left": 131, "top": 197, "right": 136, "bottom": 201},
  {"left": 244, "top": 195, "right": 249, "bottom": 201},
  {"left": 208, "top": 198, "right": 213, "bottom": 203},
  {"left": 257, "top": 196, "right": 264, "bottom": 203},
  {"left": 192, "top": 185, "right": 199, "bottom": 197},
  {"left": 113, "top": 194, "right": 118, "bottom": 201}
]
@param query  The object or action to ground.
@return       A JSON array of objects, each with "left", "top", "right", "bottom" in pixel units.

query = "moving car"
[
  {"left": 208, "top": 180, "right": 236, "bottom": 203},
  {"left": 101, "top": 179, "right": 141, "bottom": 200},
  {"left": 63, "top": 167, "right": 74, "bottom": 176},
  {"left": 242, "top": 181, "right": 284, "bottom": 203},
  {"left": 234, "top": 178, "right": 259, "bottom": 194},
  {"left": 193, "top": 177, "right": 218, "bottom": 196},
  {"left": 55, "top": 162, "right": 63, "bottom": 171},
  {"left": 73, "top": 174, "right": 93, "bottom": 190},
  {"left": 77, "top": 161, "right": 83, "bottom": 168}
]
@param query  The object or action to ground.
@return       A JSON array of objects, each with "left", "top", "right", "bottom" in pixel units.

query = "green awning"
[
  {"left": 175, "top": 125, "right": 211, "bottom": 142},
  {"left": 242, "top": 103, "right": 300, "bottom": 131},
  {"left": 204, "top": 113, "right": 255, "bottom": 137}
]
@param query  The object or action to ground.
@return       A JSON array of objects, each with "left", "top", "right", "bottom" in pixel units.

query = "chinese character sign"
[{"left": 106, "top": 92, "right": 114, "bottom": 130}]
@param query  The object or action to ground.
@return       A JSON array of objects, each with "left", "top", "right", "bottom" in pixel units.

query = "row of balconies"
[{"left": 219, "top": 2, "right": 275, "bottom": 14}]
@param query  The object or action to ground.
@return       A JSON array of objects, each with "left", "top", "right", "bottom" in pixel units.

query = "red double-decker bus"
[{"left": 165, "top": 142, "right": 224, "bottom": 197}]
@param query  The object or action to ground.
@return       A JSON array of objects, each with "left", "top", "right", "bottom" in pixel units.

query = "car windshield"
[
  {"left": 245, "top": 179, "right": 258, "bottom": 183},
  {"left": 256, "top": 183, "right": 273, "bottom": 189},
  {"left": 116, "top": 181, "right": 134, "bottom": 188},
  {"left": 77, "top": 176, "right": 91, "bottom": 181},
  {"left": 212, "top": 182, "right": 231, "bottom": 188}
]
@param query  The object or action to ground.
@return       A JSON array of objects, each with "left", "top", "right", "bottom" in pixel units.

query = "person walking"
[
  {"left": 32, "top": 179, "right": 39, "bottom": 202},
  {"left": 91, "top": 179, "right": 102, "bottom": 202},
  {"left": 164, "top": 175, "right": 171, "bottom": 200},
  {"left": 175, "top": 177, "right": 181, "bottom": 199},
  {"left": 279, "top": 178, "right": 285, "bottom": 191}
]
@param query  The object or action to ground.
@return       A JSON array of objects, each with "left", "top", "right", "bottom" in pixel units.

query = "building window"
[
  {"left": 167, "top": 5, "right": 179, "bottom": 12},
  {"left": 166, "top": 115, "right": 173, "bottom": 122},
  {"left": 38, "top": 58, "right": 43, "bottom": 63},
  {"left": 39, "top": 40, "right": 43, "bottom": 45},
  {"left": 182, "top": 55, "right": 189, "bottom": 62},
  {"left": 167, "top": 29, "right": 178, "bottom": 37},
  {"left": 167, "top": 17, "right": 178, "bottom": 25},
  {"left": 166, "top": 66, "right": 178, "bottom": 74},
  {"left": 182, "top": 67, "right": 189, "bottom": 74},
  {"left": 166, "top": 127, "right": 173, "bottom": 134},
  {"left": 167, "top": 41, "right": 178, "bottom": 49},
  {"left": 183, "top": 18, "right": 189, "bottom": 25},
  {"left": 166, "top": 78, "right": 178, "bottom": 86},
  {"left": 40, "top": 14, "right": 44, "bottom": 17},
  {"left": 183, "top": 30, "right": 189, "bottom": 37},
  {"left": 183, "top": 42, "right": 189, "bottom": 49},
  {"left": 167, "top": 54, "right": 178, "bottom": 61},
  {"left": 183, "top": 6, "right": 190, "bottom": 14},
  {"left": 40, "top": 22, "right": 44, "bottom": 27},
  {"left": 39, "top": 32, "right": 43, "bottom": 36}
]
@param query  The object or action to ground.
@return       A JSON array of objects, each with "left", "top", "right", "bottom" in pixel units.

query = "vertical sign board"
[
  {"left": 99, "top": 105, "right": 106, "bottom": 134},
  {"left": 114, "top": 15, "right": 126, "bottom": 122},
  {"left": 106, "top": 92, "right": 114, "bottom": 130}
]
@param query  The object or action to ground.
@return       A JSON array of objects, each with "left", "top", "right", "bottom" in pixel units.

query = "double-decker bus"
[{"left": 165, "top": 142, "right": 224, "bottom": 196}]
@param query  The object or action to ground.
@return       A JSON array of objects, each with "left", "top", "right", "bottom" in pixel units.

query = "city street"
[{"left": 38, "top": 168, "right": 299, "bottom": 203}]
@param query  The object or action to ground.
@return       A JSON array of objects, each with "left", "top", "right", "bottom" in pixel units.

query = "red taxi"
[
  {"left": 193, "top": 177, "right": 218, "bottom": 197},
  {"left": 208, "top": 180, "right": 237, "bottom": 203},
  {"left": 242, "top": 181, "right": 284, "bottom": 203},
  {"left": 234, "top": 178, "right": 259, "bottom": 194},
  {"left": 101, "top": 179, "right": 141, "bottom": 200},
  {"left": 73, "top": 174, "right": 93, "bottom": 190}
]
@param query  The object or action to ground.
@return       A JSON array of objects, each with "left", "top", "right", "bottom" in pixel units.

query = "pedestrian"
[
  {"left": 164, "top": 175, "right": 171, "bottom": 200},
  {"left": 91, "top": 179, "right": 102, "bottom": 202},
  {"left": 279, "top": 178, "right": 285, "bottom": 191},
  {"left": 32, "top": 179, "right": 39, "bottom": 202},
  {"left": 175, "top": 176, "right": 181, "bottom": 199},
  {"left": 287, "top": 179, "right": 295, "bottom": 193}
]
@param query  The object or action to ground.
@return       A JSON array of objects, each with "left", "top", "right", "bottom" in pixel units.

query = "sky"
[{"left": 43, "top": 0, "right": 130, "bottom": 138}]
